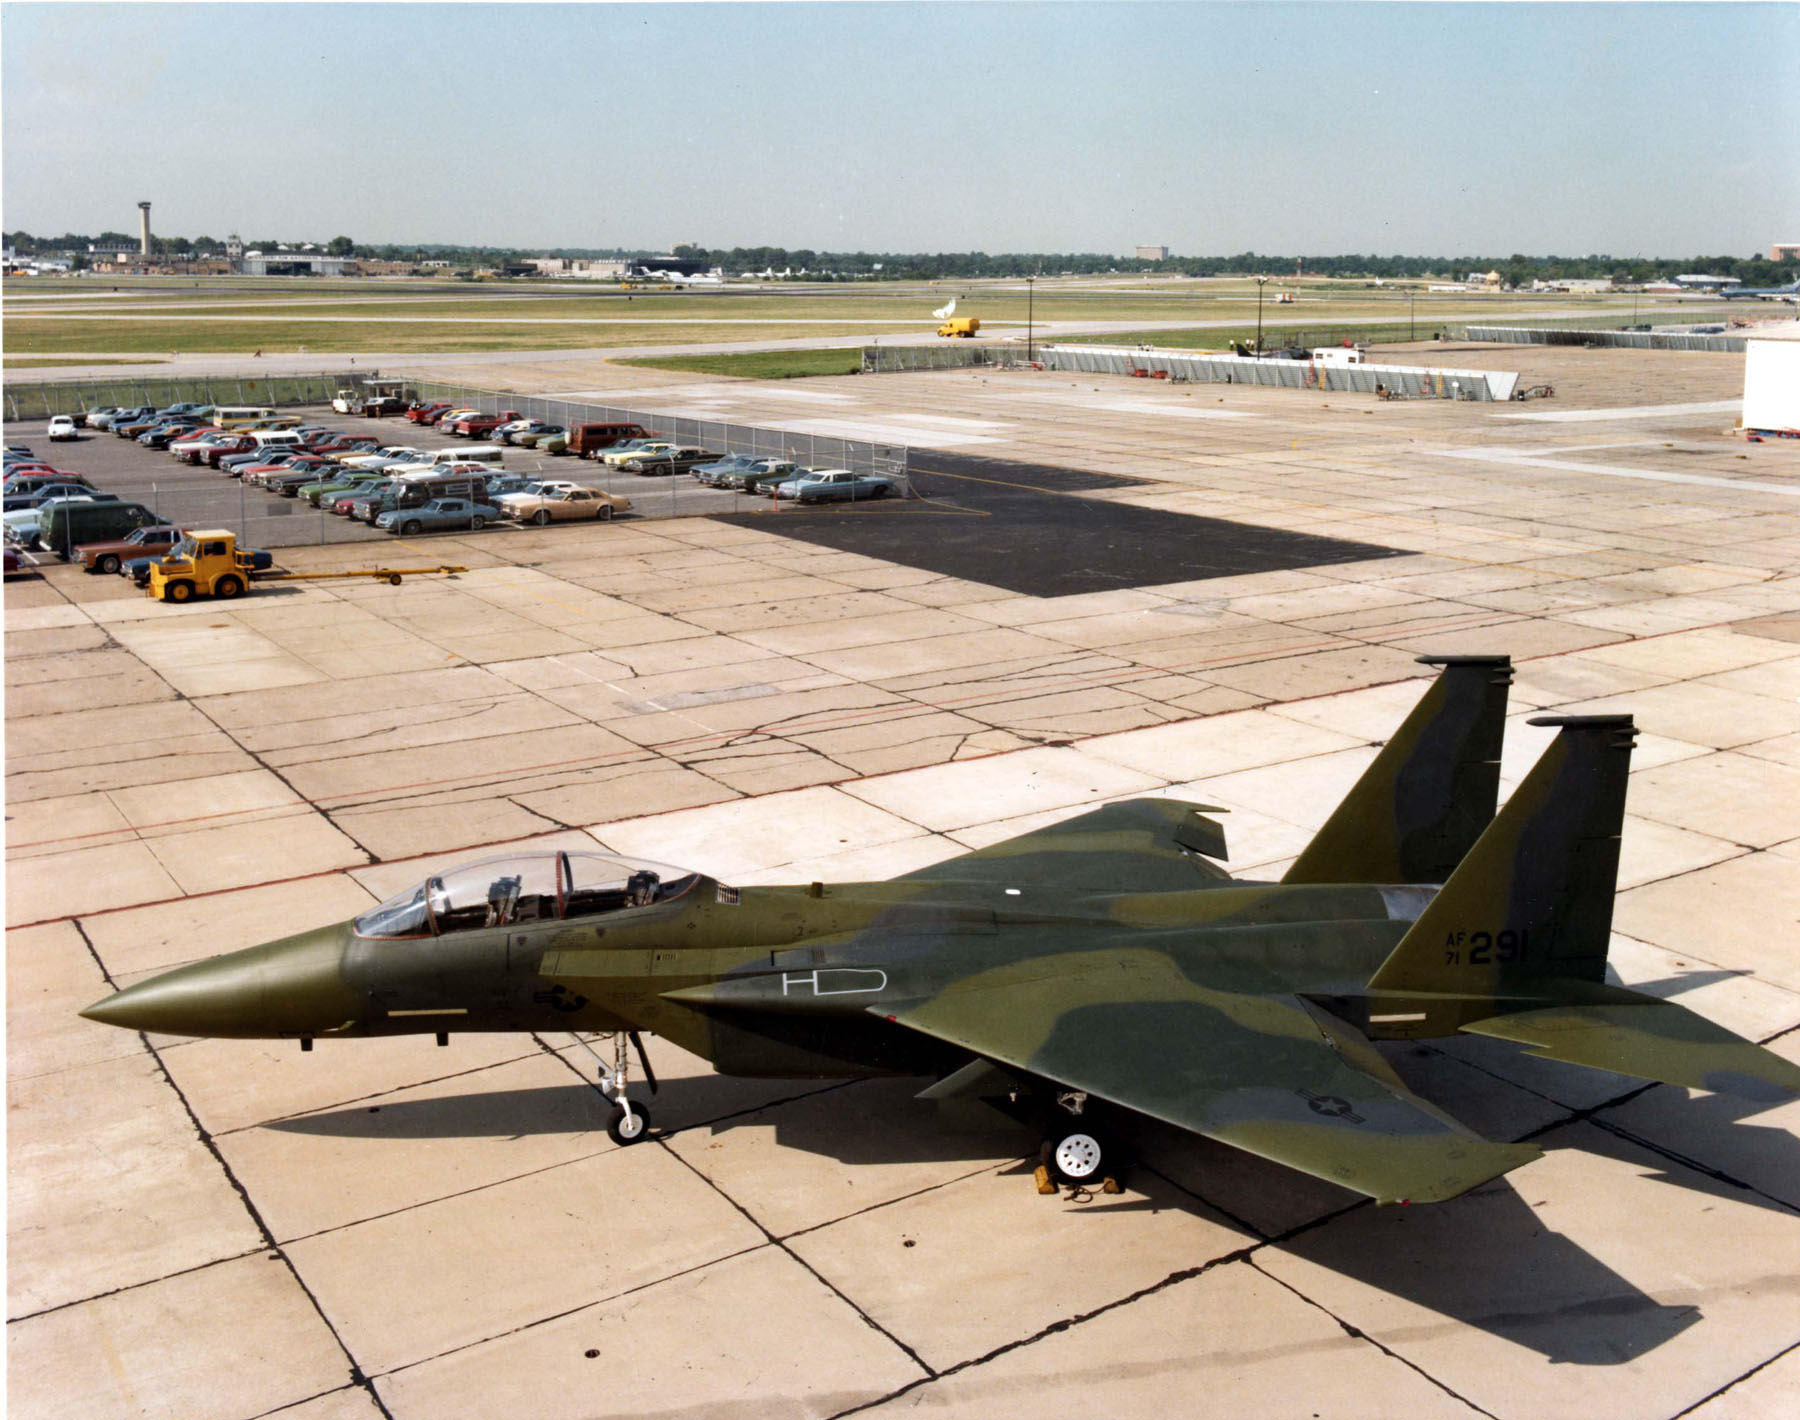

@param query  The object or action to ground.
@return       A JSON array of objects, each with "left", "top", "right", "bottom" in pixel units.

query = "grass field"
[
  {"left": 3, "top": 356, "right": 164, "bottom": 368},
  {"left": 616, "top": 349, "right": 867, "bottom": 379},
  {"left": 1, "top": 273, "right": 1701, "bottom": 360}
]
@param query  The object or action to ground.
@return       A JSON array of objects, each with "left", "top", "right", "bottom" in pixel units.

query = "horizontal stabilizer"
[{"left": 1463, "top": 998, "right": 1800, "bottom": 1102}]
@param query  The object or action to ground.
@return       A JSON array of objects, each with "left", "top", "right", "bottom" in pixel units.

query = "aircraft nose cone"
[
  {"left": 79, "top": 926, "right": 361, "bottom": 1040},
  {"left": 82, "top": 959, "right": 258, "bottom": 1036}
]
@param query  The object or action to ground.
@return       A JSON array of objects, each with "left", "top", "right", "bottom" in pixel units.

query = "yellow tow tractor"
[
  {"left": 937, "top": 316, "right": 981, "bottom": 338},
  {"left": 145, "top": 530, "right": 466, "bottom": 603}
]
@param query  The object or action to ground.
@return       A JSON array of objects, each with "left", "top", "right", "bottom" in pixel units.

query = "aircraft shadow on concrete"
[{"left": 267, "top": 1036, "right": 1798, "bottom": 1368}]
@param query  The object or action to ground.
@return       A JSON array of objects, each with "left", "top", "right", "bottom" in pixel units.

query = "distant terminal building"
[
  {"left": 529, "top": 257, "right": 629, "bottom": 279},
  {"left": 1531, "top": 278, "right": 1613, "bottom": 293},
  {"left": 1134, "top": 245, "right": 1169, "bottom": 262},
  {"left": 237, "top": 250, "right": 350, "bottom": 277},
  {"left": 1771, "top": 243, "right": 1800, "bottom": 262}
]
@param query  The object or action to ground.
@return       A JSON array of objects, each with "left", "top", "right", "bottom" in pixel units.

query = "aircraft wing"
[
  {"left": 894, "top": 798, "right": 1234, "bottom": 893},
  {"left": 882, "top": 948, "right": 1538, "bottom": 1204}
]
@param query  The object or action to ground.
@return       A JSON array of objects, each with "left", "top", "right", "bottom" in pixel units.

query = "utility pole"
[
  {"left": 1026, "top": 275, "right": 1035, "bottom": 362},
  {"left": 1254, "top": 275, "right": 1269, "bottom": 353},
  {"left": 1409, "top": 286, "right": 1416, "bottom": 342}
]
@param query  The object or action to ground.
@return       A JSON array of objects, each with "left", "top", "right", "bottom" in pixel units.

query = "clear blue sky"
[{"left": 4, "top": 2, "right": 1796, "bottom": 256}]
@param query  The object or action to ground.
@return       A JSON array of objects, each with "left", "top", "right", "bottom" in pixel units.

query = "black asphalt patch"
[{"left": 710, "top": 451, "right": 1407, "bottom": 598}]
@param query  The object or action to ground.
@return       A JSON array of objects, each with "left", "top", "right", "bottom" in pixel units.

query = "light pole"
[
  {"left": 1409, "top": 286, "right": 1416, "bottom": 342},
  {"left": 1026, "top": 275, "right": 1035, "bottom": 362},
  {"left": 1254, "top": 275, "right": 1269, "bottom": 353}
]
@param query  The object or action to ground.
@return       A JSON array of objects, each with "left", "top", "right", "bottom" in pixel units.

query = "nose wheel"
[{"left": 570, "top": 1030, "right": 659, "bottom": 1147}]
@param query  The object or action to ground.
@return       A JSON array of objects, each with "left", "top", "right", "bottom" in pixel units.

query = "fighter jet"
[{"left": 82, "top": 656, "right": 1800, "bottom": 1204}]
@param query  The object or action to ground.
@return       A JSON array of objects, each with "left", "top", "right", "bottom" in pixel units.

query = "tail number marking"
[{"left": 1443, "top": 929, "right": 1528, "bottom": 967}]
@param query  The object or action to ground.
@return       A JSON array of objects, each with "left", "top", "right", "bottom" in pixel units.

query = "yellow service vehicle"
[
  {"left": 937, "top": 316, "right": 981, "bottom": 338},
  {"left": 145, "top": 530, "right": 267, "bottom": 601}
]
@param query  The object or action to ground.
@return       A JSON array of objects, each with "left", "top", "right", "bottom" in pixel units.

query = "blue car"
[
  {"left": 768, "top": 470, "right": 895, "bottom": 504},
  {"left": 375, "top": 498, "right": 504, "bottom": 535}
]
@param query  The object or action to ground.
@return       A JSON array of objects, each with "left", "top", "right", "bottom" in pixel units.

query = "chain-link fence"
[
  {"left": 1465, "top": 325, "right": 1755, "bottom": 353},
  {"left": 3, "top": 372, "right": 367, "bottom": 421},
  {"left": 863, "top": 343, "right": 1514, "bottom": 399},
  {"left": 413, "top": 382, "right": 910, "bottom": 494}
]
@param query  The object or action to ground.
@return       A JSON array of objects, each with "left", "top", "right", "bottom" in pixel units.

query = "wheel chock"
[
  {"left": 1034, "top": 1165, "right": 1058, "bottom": 1195},
  {"left": 1101, "top": 1176, "right": 1123, "bottom": 1195}
]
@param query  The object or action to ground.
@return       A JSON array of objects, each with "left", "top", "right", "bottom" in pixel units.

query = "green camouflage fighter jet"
[{"left": 82, "top": 654, "right": 1800, "bottom": 1205}]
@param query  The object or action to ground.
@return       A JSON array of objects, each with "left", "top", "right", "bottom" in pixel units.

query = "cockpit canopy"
[{"left": 353, "top": 851, "right": 700, "bottom": 939}]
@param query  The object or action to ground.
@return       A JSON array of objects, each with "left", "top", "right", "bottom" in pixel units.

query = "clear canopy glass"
[{"left": 352, "top": 851, "right": 699, "bottom": 939}]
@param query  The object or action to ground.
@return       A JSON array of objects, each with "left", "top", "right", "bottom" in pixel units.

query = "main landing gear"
[
  {"left": 570, "top": 1030, "right": 659, "bottom": 1145},
  {"left": 1035, "top": 1090, "right": 1123, "bottom": 1195}
]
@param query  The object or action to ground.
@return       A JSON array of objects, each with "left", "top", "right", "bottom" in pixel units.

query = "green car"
[
  {"left": 513, "top": 424, "right": 568, "bottom": 450},
  {"left": 300, "top": 468, "right": 387, "bottom": 507},
  {"left": 536, "top": 431, "right": 570, "bottom": 455}
]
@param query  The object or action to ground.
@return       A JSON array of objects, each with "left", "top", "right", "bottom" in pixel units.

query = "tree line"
[{"left": 6, "top": 230, "right": 1793, "bottom": 287}]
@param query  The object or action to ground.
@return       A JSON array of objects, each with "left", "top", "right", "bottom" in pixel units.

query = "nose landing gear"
[{"left": 569, "top": 1030, "right": 658, "bottom": 1145}]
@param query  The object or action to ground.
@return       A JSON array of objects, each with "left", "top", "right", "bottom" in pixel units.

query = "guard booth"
[{"left": 1742, "top": 336, "right": 1800, "bottom": 435}]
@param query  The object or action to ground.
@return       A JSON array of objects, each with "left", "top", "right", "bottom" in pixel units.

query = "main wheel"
[
  {"left": 214, "top": 574, "right": 243, "bottom": 599},
  {"left": 533, "top": 509, "right": 552, "bottom": 526},
  {"left": 596, "top": 505, "right": 613, "bottom": 521},
  {"left": 97, "top": 553, "right": 121, "bottom": 575},
  {"left": 166, "top": 580, "right": 194, "bottom": 603},
  {"left": 470, "top": 515, "right": 486, "bottom": 530},
  {"left": 1041, "top": 1128, "right": 1108, "bottom": 1185},
  {"left": 608, "top": 1102, "right": 651, "bottom": 1145},
  {"left": 401, "top": 520, "right": 423, "bottom": 536}
]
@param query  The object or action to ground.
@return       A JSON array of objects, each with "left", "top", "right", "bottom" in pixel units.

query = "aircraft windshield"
[{"left": 352, "top": 851, "right": 699, "bottom": 939}]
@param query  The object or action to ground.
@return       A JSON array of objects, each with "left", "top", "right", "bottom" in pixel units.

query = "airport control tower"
[{"left": 138, "top": 201, "right": 152, "bottom": 256}]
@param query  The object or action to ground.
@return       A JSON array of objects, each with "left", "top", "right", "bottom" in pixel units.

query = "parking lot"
[{"left": 4, "top": 404, "right": 847, "bottom": 556}]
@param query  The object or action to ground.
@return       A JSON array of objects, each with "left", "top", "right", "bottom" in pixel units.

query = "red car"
[
  {"left": 448, "top": 409, "right": 520, "bottom": 438},
  {"left": 407, "top": 401, "right": 453, "bottom": 425},
  {"left": 312, "top": 434, "right": 379, "bottom": 455},
  {"left": 205, "top": 435, "right": 260, "bottom": 468}
]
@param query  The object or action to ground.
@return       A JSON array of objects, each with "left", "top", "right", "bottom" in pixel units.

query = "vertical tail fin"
[
  {"left": 1366, "top": 715, "right": 1636, "bottom": 1024},
  {"left": 1283, "top": 654, "right": 1511, "bottom": 886}
]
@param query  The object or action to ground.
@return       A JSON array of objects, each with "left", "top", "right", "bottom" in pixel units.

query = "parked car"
[
  {"left": 339, "top": 446, "right": 428, "bottom": 470},
  {"left": 80, "top": 407, "right": 120, "bottom": 429},
  {"left": 170, "top": 431, "right": 232, "bottom": 463},
  {"left": 502, "top": 486, "right": 631, "bottom": 525},
  {"left": 536, "top": 430, "right": 571, "bottom": 456},
  {"left": 769, "top": 470, "right": 895, "bottom": 503},
  {"left": 4, "top": 471, "right": 94, "bottom": 497},
  {"left": 5, "top": 498, "right": 96, "bottom": 548},
  {"left": 4, "top": 546, "right": 30, "bottom": 577},
  {"left": 264, "top": 460, "right": 347, "bottom": 495},
  {"left": 599, "top": 440, "right": 677, "bottom": 468},
  {"left": 74, "top": 523, "right": 183, "bottom": 574},
  {"left": 311, "top": 434, "right": 381, "bottom": 457},
  {"left": 94, "top": 405, "right": 154, "bottom": 432},
  {"left": 692, "top": 454, "right": 764, "bottom": 487},
  {"left": 733, "top": 460, "right": 807, "bottom": 493},
  {"left": 406, "top": 401, "right": 454, "bottom": 425},
  {"left": 225, "top": 449, "right": 314, "bottom": 481},
  {"left": 298, "top": 469, "right": 385, "bottom": 507},
  {"left": 452, "top": 410, "right": 523, "bottom": 439},
  {"left": 46, "top": 415, "right": 79, "bottom": 442},
  {"left": 620, "top": 446, "right": 719, "bottom": 477},
  {"left": 375, "top": 498, "right": 504, "bottom": 535},
  {"left": 492, "top": 479, "right": 584, "bottom": 510},
  {"left": 38, "top": 499, "right": 158, "bottom": 559},
  {"left": 570, "top": 422, "right": 652, "bottom": 458},
  {"left": 142, "top": 420, "right": 214, "bottom": 450},
  {"left": 3, "top": 482, "right": 116, "bottom": 514}
]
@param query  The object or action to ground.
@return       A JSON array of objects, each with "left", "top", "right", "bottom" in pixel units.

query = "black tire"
[
  {"left": 214, "top": 574, "right": 244, "bottom": 600},
  {"left": 401, "top": 520, "right": 423, "bottom": 536},
  {"left": 387, "top": 573, "right": 402, "bottom": 586},
  {"left": 1041, "top": 1128, "right": 1108, "bottom": 1186},
  {"left": 872, "top": 484, "right": 889, "bottom": 499},
  {"left": 98, "top": 553, "right": 120, "bottom": 575},
  {"left": 471, "top": 515, "right": 486, "bottom": 530},
  {"left": 596, "top": 505, "right": 613, "bottom": 521},
  {"left": 532, "top": 509, "right": 552, "bottom": 526},
  {"left": 607, "top": 1102, "right": 651, "bottom": 1145},
  {"left": 166, "top": 580, "right": 194, "bottom": 603}
]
